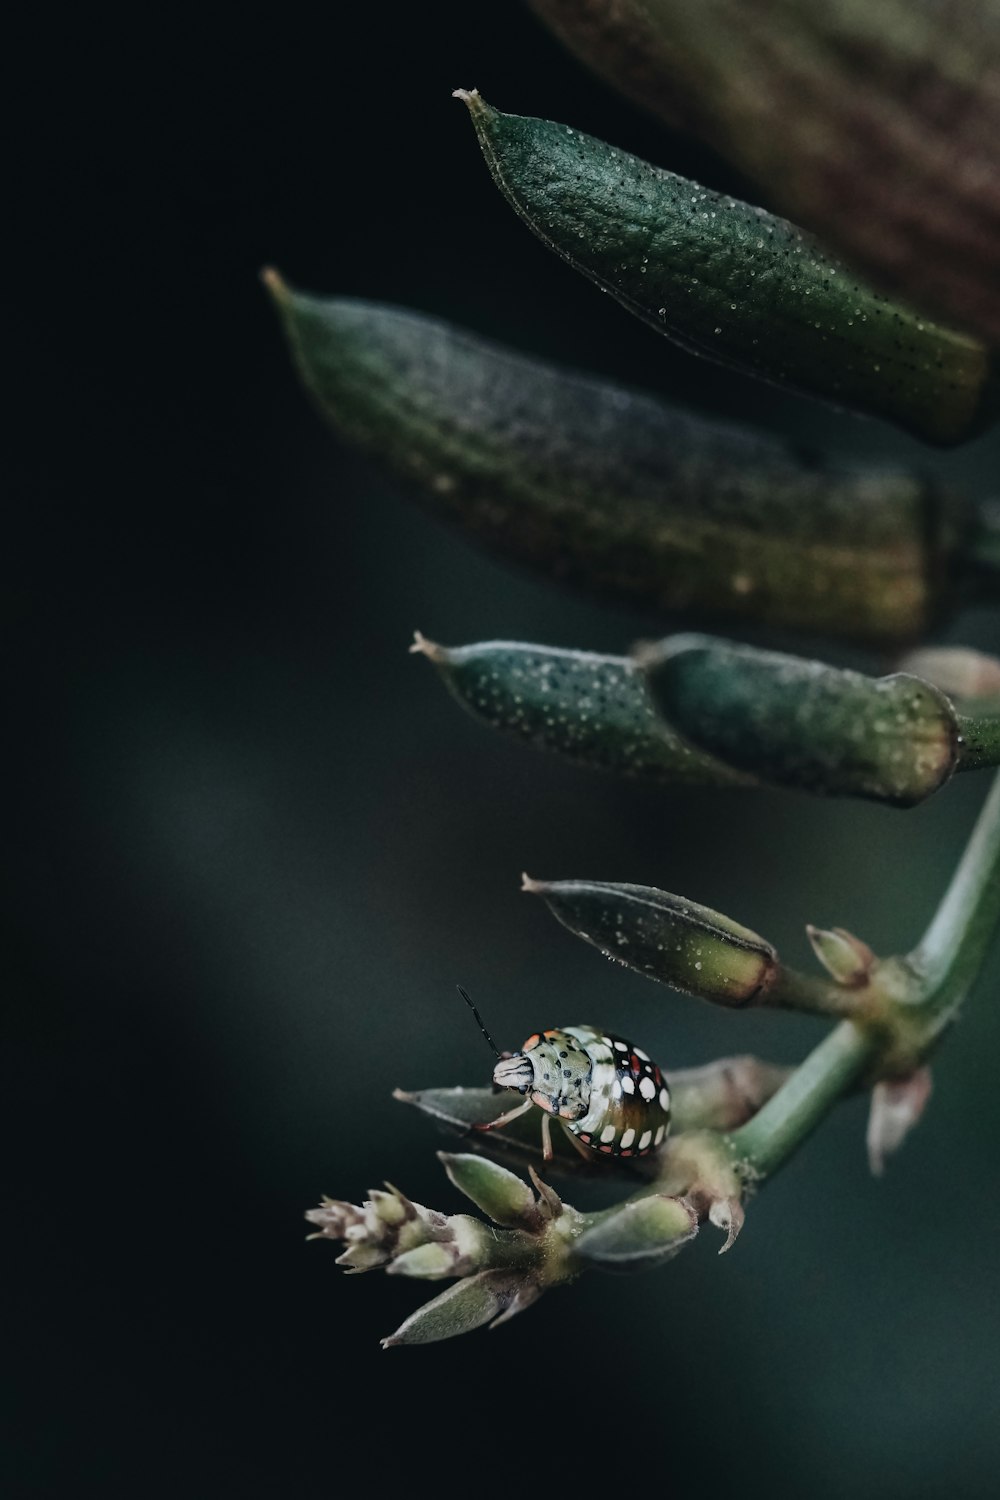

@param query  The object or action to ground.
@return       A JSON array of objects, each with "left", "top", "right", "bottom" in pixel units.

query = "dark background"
[{"left": 9, "top": 4, "right": 1000, "bottom": 1495}]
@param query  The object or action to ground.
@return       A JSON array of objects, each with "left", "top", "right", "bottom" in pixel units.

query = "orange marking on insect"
[{"left": 523, "top": 1034, "right": 540, "bottom": 1051}]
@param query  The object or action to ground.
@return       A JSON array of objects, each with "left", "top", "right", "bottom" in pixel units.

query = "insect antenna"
[{"left": 457, "top": 985, "right": 501, "bottom": 1058}]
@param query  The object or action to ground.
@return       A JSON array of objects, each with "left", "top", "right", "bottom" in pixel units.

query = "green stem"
[
  {"left": 956, "top": 713, "right": 1000, "bottom": 771},
  {"left": 729, "top": 771, "right": 1000, "bottom": 1183},
  {"left": 727, "top": 1021, "right": 876, "bottom": 1179},
  {"left": 911, "top": 769, "right": 1000, "bottom": 1013},
  {"left": 766, "top": 965, "right": 864, "bottom": 1018}
]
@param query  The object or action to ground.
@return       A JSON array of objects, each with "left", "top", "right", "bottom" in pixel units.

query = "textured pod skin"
[
  {"left": 497, "top": 1026, "right": 671, "bottom": 1158},
  {"left": 266, "top": 277, "right": 972, "bottom": 643},
  {"left": 524, "top": 877, "right": 779, "bottom": 1007},
  {"left": 457, "top": 91, "right": 995, "bottom": 446},
  {"left": 641, "top": 634, "right": 960, "bottom": 806},
  {"left": 413, "top": 637, "right": 750, "bottom": 787},
  {"left": 525, "top": 0, "right": 1000, "bottom": 345}
]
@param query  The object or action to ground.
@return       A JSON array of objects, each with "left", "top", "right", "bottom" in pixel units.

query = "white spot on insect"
[
  {"left": 621, "top": 1076, "right": 636, "bottom": 1095},
  {"left": 639, "top": 1076, "right": 656, "bottom": 1101},
  {"left": 614, "top": 1040, "right": 628, "bottom": 1051},
  {"left": 601, "top": 1036, "right": 613, "bottom": 1046},
  {"left": 639, "top": 1130, "right": 653, "bottom": 1151},
  {"left": 659, "top": 1088, "right": 670, "bottom": 1110},
  {"left": 612, "top": 1080, "right": 622, "bottom": 1099},
  {"left": 654, "top": 1125, "right": 666, "bottom": 1146},
  {"left": 633, "top": 1047, "right": 650, "bottom": 1061},
  {"left": 620, "top": 1128, "right": 636, "bottom": 1149},
  {"left": 600, "top": 1125, "right": 616, "bottom": 1144}
]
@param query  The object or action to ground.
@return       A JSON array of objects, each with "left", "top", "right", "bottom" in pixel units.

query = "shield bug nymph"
[{"left": 459, "top": 988, "right": 671, "bottom": 1163}]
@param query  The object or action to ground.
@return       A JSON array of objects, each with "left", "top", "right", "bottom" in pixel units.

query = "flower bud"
[
  {"left": 806, "top": 925, "right": 876, "bottom": 987},
  {"left": 574, "top": 1194, "right": 698, "bottom": 1272},
  {"left": 639, "top": 634, "right": 960, "bottom": 807},
  {"left": 438, "top": 1152, "right": 543, "bottom": 1229},
  {"left": 305, "top": 1186, "right": 450, "bottom": 1273},
  {"left": 523, "top": 875, "right": 778, "bottom": 1007}
]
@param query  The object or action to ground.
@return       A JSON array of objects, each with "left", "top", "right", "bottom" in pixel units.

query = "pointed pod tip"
[
  {"left": 520, "top": 872, "right": 546, "bottom": 894},
  {"left": 409, "top": 629, "right": 445, "bottom": 662},
  {"left": 380, "top": 1335, "right": 402, "bottom": 1350},
  {"left": 452, "top": 87, "right": 483, "bottom": 111},
  {"left": 260, "top": 265, "right": 292, "bottom": 305}
]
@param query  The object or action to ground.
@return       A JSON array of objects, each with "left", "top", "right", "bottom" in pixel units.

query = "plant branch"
[{"left": 910, "top": 770, "right": 1000, "bottom": 1016}]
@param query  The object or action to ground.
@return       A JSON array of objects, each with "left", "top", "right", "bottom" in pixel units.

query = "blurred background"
[{"left": 9, "top": 3, "right": 1000, "bottom": 1494}]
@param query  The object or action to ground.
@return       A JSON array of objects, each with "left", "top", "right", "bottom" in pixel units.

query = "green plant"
[{"left": 270, "top": 3, "right": 1000, "bottom": 1345}]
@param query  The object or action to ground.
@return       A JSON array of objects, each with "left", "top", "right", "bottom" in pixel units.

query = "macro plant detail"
[{"left": 271, "top": 2, "right": 1000, "bottom": 1345}]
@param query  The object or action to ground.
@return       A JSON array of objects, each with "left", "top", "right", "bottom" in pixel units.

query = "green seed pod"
[
  {"left": 525, "top": 0, "right": 1000, "bottom": 345},
  {"left": 639, "top": 634, "right": 961, "bottom": 806},
  {"left": 265, "top": 272, "right": 977, "bottom": 643},
  {"left": 523, "top": 875, "right": 779, "bottom": 1007},
  {"left": 573, "top": 1194, "right": 698, "bottom": 1272},
  {"left": 456, "top": 90, "right": 996, "bottom": 445},
  {"left": 412, "top": 635, "right": 750, "bottom": 787}
]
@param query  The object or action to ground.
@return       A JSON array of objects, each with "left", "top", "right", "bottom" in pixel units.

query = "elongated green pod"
[
  {"left": 639, "top": 634, "right": 969, "bottom": 805},
  {"left": 523, "top": 876, "right": 779, "bottom": 1007},
  {"left": 526, "top": 1, "right": 1000, "bottom": 344},
  {"left": 411, "top": 635, "right": 750, "bottom": 787},
  {"left": 265, "top": 274, "right": 977, "bottom": 642},
  {"left": 456, "top": 90, "right": 996, "bottom": 445}
]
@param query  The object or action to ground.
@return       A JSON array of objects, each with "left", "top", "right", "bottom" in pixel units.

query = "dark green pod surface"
[
  {"left": 640, "top": 635, "right": 961, "bottom": 806},
  {"left": 457, "top": 90, "right": 995, "bottom": 446},
  {"left": 412, "top": 636, "right": 750, "bottom": 787},
  {"left": 265, "top": 274, "right": 971, "bottom": 643},
  {"left": 523, "top": 876, "right": 779, "bottom": 1007}
]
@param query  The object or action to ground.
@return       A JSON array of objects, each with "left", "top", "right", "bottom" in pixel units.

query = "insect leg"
[
  {"left": 540, "top": 1111, "right": 553, "bottom": 1162},
  {"left": 473, "top": 1097, "right": 534, "bottom": 1133},
  {"left": 561, "top": 1122, "right": 595, "bottom": 1161}
]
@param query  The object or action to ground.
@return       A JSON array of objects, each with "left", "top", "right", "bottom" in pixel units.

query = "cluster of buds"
[{"left": 308, "top": 1152, "right": 702, "bottom": 1347}]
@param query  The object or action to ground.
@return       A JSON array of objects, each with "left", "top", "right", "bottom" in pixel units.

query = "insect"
[{"left": 459, "top": 987, "right": 670, "bottom": 1164}]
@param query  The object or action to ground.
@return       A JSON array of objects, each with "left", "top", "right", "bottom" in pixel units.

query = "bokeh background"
[{"left": 10, "top": 4, "right": 1000, "bottom": 1494}]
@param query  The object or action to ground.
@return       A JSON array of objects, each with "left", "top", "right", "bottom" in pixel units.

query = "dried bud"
[
  {"left": 574, "top": 1194, "right": 698, "bottom": 1272},
  {"left": 708, "top": 1195, "right": 745, "bottom": 1254},
  {"left": 867, "top": 1068, "right": 933, "bottom": 1177},
  {"left": 806, "top": 925, "right": 876, "bottom": 987},
  {"left": 897, "top": 647, "right": 1000, "bottom": 704},
  {"left": 305, "top": 1186, "right": 453, "bottom": 1272},
  {"left": 438, "top": 1152, "right": 546, "bottom": 1229},
  {"left": 523, "top": 874, "right": 778, "bottom": 1008},
  {"left": 639, "top": 634, "right": 959, "bottom": 807}
]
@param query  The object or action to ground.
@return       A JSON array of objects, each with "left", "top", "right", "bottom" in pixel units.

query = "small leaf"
[
  {"left": 411, "top": 635, "right": 749, "bottom": 787},
  {"left": 437, "top": 1152, "right": 542, "bottom": 1229},
  {"left": 457, "top": 91, "right": 994, "bottom": 445},
  {"left": 381, "top": 1271, "right": 530, "bottom": 1347},
  {"left": 867, "top": 1068, "right": 933, "bottom": 1176},
  {"left": 524, "top": 875, "right": 778, "bottom": 1007},
  {"left": 574, "top": 1195, "right": 698, "bottom": 1271},
  {"left": 639, "top": 634, "right": 960, "bottom": 806}
]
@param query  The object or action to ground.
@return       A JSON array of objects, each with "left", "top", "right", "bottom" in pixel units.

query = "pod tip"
[
  {"left": 452, "top": 87, "right": 484, "bottom": 114},
  {"left": 260, "top": 265, "right": 291, "bottom": 304},
  {"left": 409, "top": 630, "right": 446, "bottom": 662},
  {"left": 520, "top": 872, "right": 545, "bottom": 894}
]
